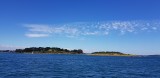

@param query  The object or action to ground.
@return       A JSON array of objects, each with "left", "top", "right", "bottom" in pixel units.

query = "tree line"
[
  {"left": 15, "top": 47, "right": 83, "bottom": 54},
  {"left": 92, "top": 51, "right": 125, "bottom": 55}
]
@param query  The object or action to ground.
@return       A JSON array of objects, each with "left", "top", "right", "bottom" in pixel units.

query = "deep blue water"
[{"left": 0, "top": 53, "right": 160, "bottom": 78}]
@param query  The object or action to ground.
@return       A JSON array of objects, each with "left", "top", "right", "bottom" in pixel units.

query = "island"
[
  {"left": 1, "top": 47, "right": 137, "bottom": 56},
  {"left": 0, "top": 50, "right": 14, "bottom": 52},
  {"left": 15, "top": 47, "right": 83, "bottom": 54},
  {"left": 90, "top": 51, "right": 135, "bottom": 56}
]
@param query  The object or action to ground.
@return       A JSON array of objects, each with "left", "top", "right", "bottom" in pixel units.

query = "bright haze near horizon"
[{"left": 0, "top": 0, "right": 160, "bottom": 55}]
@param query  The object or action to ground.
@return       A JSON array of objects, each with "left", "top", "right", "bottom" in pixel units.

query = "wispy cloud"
[
  {"left": 24, "top": 20, "right": 160, "bottom": 38},
  {"left": 0, "top": 45, "right": 25, "bottom": 50},
  {"left": 25, "top": 33, "right": 49, "bottom": 38},
  {"left": 24, "top": 24, "right": 53, "bottom": 33}
]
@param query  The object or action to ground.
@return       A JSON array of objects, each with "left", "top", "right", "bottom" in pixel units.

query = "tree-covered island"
[
  {"left": 15, "top": 47, "right": 83, "bottom": 54},
  {"left": 90, "top": 51, "right": 135, "bottom": 56},
  {"left": 12, "top": 47, "right": 136, "bottom": 56}
]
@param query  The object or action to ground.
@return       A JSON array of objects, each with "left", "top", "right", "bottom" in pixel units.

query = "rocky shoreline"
[{"left": 89, "top": 51, "right": 136, "bottom": 56}]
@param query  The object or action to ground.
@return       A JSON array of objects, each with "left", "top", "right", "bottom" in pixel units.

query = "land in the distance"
[
  {"left": 90, "top": 51, "right": 136, "bottom": 56},
  {"left": 15, "top": 47, "right": 83, "bottom": 54},
  {"left": 0, "top": 47, "right": 137, "bottom": 56}
]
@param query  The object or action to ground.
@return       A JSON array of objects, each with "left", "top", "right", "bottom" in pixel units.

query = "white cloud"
[
  {"left": 24, "top": 20, "right": 160, "bottom": 38},
  {"left": 83, "top": 31, "right": 99, "bottom": 35},
  {"left": 141, "top": 27, "right": 148, "bottom": 30},
  {"left": 24, "top": 24, "right": 80, "bottom": 36},
  {"left": 152, "top": 27, "right": 157, "bottom": 30},
  {"left": 104, "top": 32, "right": 109, "bottom": 35},
  {"left": 0, "top": 45, "right": 25, "bottom": 50},
  {"left": 25, "top": 33, "right": 49, "bottom": 38},
  {"left": 24, "top": 24, "right": 53, "bottom": 33}
]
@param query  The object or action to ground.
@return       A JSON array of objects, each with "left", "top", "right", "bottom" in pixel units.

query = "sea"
[{"left": 0, "top": 53, "right": 160, "bottom": 78}]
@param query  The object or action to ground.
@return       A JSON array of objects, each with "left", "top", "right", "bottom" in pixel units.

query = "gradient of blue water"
[{"left": 0, "top": 53, "right": 160, "bottom": 78}]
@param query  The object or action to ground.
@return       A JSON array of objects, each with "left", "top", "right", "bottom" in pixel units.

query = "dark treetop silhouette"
[
  {"left": 15, "top": 47, "right": 83, "bottom": 54},
  {"left": 91, "top": 51, "right": 134, "bottom": 56}
]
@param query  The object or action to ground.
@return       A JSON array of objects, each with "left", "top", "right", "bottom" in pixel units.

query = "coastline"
[
  {"left": 15, "top": 52, "right": 84, "bottom": 55},
  {"left": 88, "top": 54, "right": 137, "bottom": 56},
  {"left": 0, "top": 52, "right": 152, "bottom": 57}
]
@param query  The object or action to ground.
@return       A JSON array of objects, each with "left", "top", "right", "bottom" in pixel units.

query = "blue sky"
[{"left": 0, "top": 0, "right": 160, "bottom": 55}]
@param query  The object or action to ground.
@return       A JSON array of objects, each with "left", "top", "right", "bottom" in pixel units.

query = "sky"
[{"left": 0, "top": 0, "right": 160, "bottom": 55}]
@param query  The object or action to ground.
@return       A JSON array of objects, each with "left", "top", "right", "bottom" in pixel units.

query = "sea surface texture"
[{"left": 0, "top": 53, "right": 160, "bottom": 78}]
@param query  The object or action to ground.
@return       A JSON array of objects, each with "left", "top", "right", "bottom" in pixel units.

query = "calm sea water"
[{"left": 0, "top": 53, "right": 160, "bottom": 78}]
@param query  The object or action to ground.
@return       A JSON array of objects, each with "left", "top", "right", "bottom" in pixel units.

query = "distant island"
[
  {"left": 1, "top": 47, "right": 137, "bottom": 56},
  {"left": 0, "top": 50, "right": 14, "bottom": 52},
  {"left": 15, "top": 47, "right": 83, "bottom": 54},
  {"left": 90, "top": 51, "right": 135, "bottom": 56}
]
